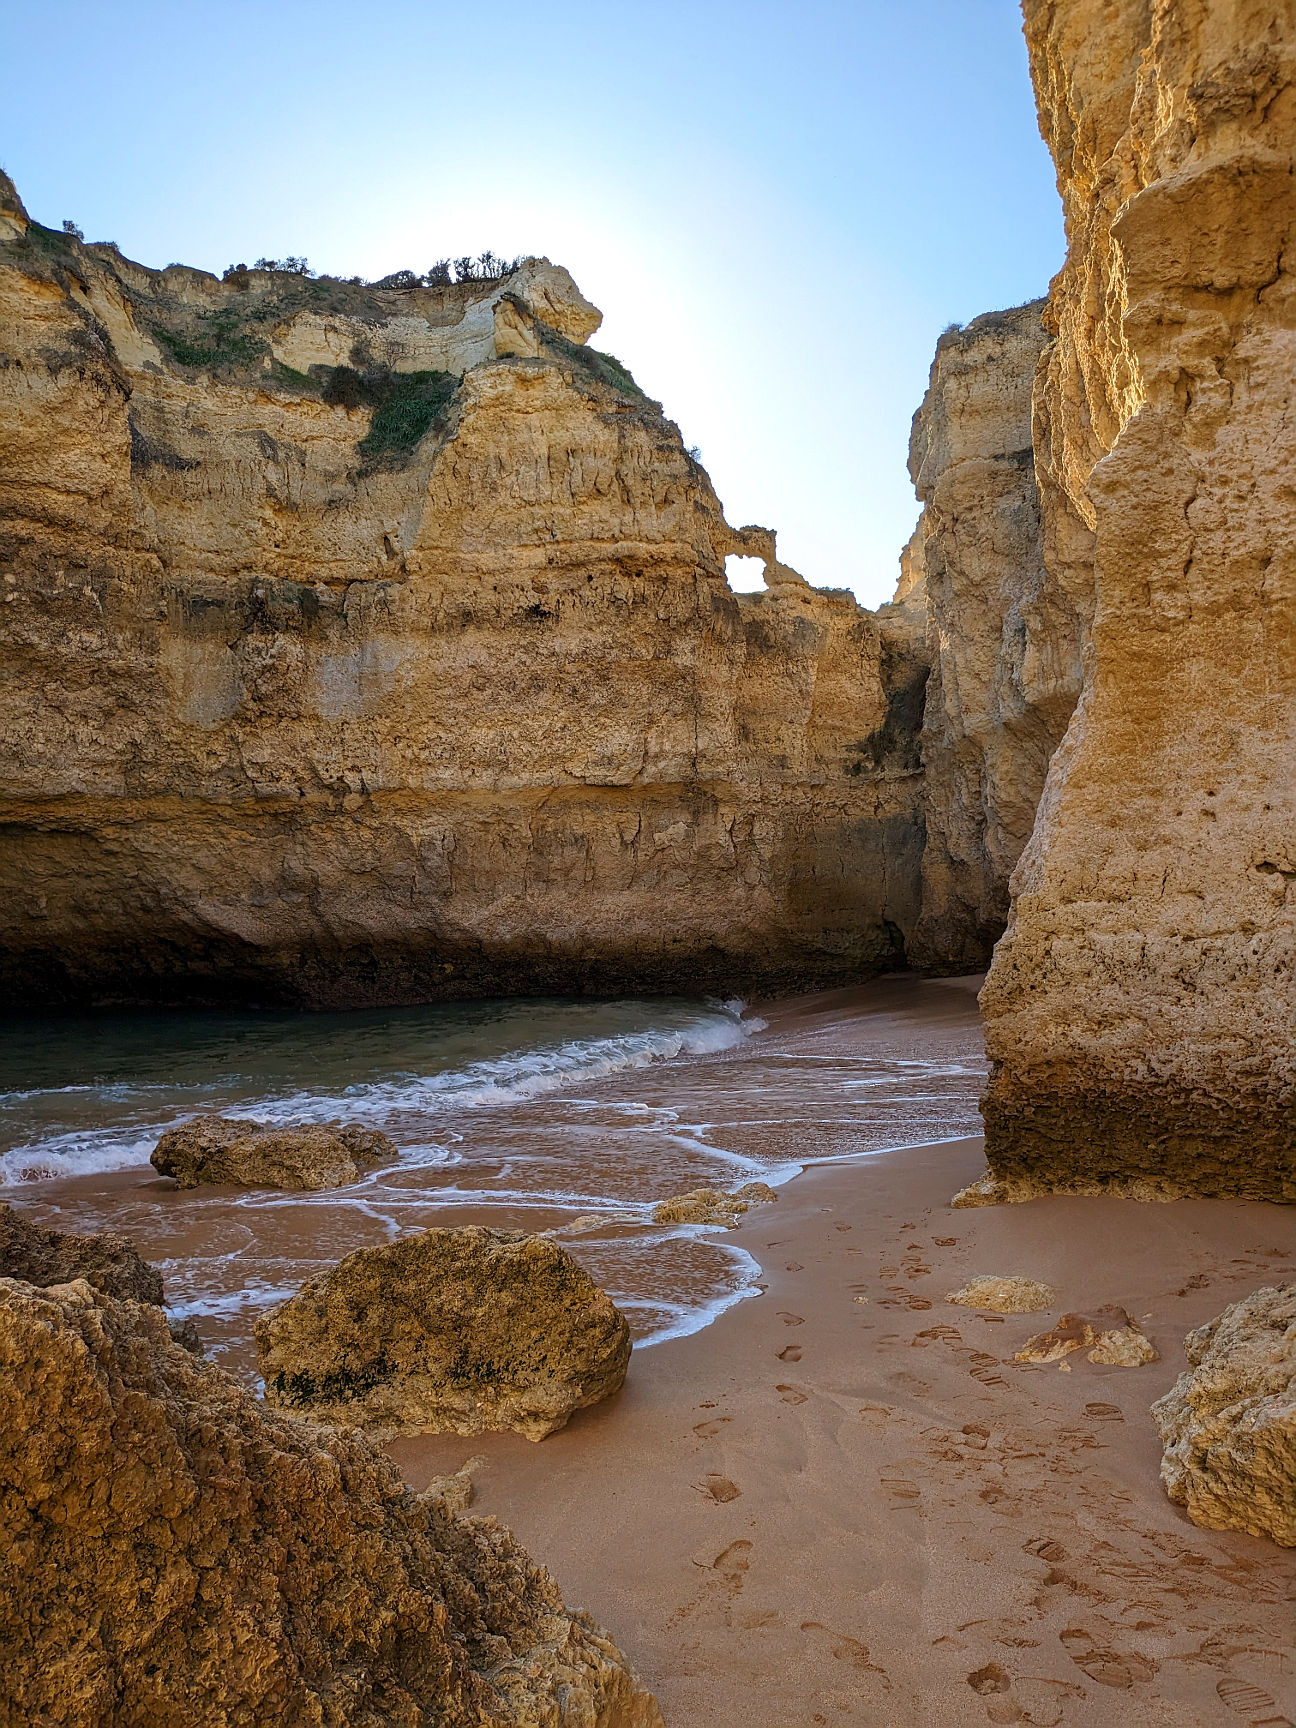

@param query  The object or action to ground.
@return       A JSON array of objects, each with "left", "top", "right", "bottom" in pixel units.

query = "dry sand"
[{"left": 392, "top": 1140, "right": 1296, "bottom": 1726}]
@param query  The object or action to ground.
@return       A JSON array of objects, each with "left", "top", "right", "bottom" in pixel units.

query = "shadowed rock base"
[{"left": 974, "top": 1078, "right": 1295, "bottom": 1205}]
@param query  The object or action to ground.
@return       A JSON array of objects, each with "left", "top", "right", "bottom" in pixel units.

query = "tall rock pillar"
[{"left": 976, "top": 0, "right": 1296, "bottom": 1199}]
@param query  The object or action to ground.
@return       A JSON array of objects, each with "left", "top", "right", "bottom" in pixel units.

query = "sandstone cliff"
[
  {"left": 0, "top": 1276, "right": 663, "bottom": 1726},
  {"left": 974, "top": 0, "right": 1296, "bottom": 1199},
  {"left": 904, "top": 300, "right": 1086, "bottom": 970},
  {"left": 0, "top": 173, "right": 920, "bottom": 1008}
]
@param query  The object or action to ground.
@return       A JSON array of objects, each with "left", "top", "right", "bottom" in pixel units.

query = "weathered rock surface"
[
  {"left": 905, "top": 301, "right": 1086, "bottom": 970},
  {"left": 977, "top": 0, "right": 1296, "bottom": 1198},
  {"left": 651, "top": 1181, "right": 777, "bottom": 1227},
  {"left": 0, "top": 170, "right": 922, "bottom": 1009},
  {"left": 946, "top": 1274, "right": 1055, "bottom": 1314},
  {"left": 150, "top": 1113, "right": 393, "bottom": 1190},
  {"left": 0, "top": 1276, "right": 663, "bottom": 1725},
  {"left": 1153, "top": 1284, "right": 1296, "bottom": 1546},
  {"left": 256, "top": 1226, "right": 631, "bottom": 1440},
  {"left": 0, "top": 1202, "right": 163, "bottom": 1303},
  {"left": 1014, "top": 1306, "right": 1157, "bottom": 1366}
]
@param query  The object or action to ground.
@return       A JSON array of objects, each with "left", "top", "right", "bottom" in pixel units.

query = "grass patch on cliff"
[
  {"left": 356, "top": 370, "right": 458, "bottom": 466},
  {"left": 150, "top": 307, "right": 269, "bottom": 372}
]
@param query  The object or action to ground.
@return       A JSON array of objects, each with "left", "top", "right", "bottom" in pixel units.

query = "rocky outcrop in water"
[
  {"left": 0, "top": 1276, "right": 662, "bottom": 1725},
  {"left": 650, "top": 1181, "right": 777, "bottom": 1227},
  {"left": 975, "top": 0, "right": 1296, "bottom": 1200},
  {"left": 0, "top": 169, "right": 922, "bottom": 1009},
  {"left": 150, "top": 1114, "right": 393, "bottom": 1189},
  {"left": 256, "top": 1226, "right": 632, "bottom": 1440},
  {"left": 1153, "top": 1285, "right": 1295, "bottom": 1546}
]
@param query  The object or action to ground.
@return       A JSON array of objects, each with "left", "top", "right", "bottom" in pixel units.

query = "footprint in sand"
[
  {"left": 1022, "top": 1537, "right": 1067, "bottom": 1563},
  {"left": 695, "top": 1474, "right": 742, "bottom": 1504},
  {"left": 693, "top": 1417, "right": 731, "bottom": 1438},
  {"left": 799, "top": 1622, "right": 890, "bottom": 1684},
  {"left": 1059, "top": 1626, "right": 1156, "bottom": 1688},
  {"left": 1216, "top": 1675, "right": 1294, "bottom": 1724},
  {"left": 775, "top": 1384, "right": 808, "bottom": 1405},
  {"left": 968, "top": 1351, "right": 1008, "bottom": 1389},
  {"left": 934, "top": 1236, "right": 958, "bottom": 1247},
  {"left": 777, "top": 1311, "right": 805, "bottom": 1326},
  {"left": 784, "top": 1261, "right": 804, "bottom": 1271},
  {"left": 777, "top": 1344, "right": 802, "bottom": 1362},
  {"left": 1083, "top": 1402, "right": 1124, "bottom": 1423},
  {"left": 877, "top": 1475, "right": 922, "bottom": 1510},
  {"left": 913, "top": 1324, "right": 963, "bottom": 1347},
  {"left": 967, "top": 1663, "right": 1011, "bottom": 1695},
  {"left": 711, "top": 1538, "right": 752, "bottom": 1590}
]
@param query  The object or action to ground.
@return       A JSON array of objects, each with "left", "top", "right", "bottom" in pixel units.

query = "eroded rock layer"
[
  {"left": 0, "top": 1276, "right": 662, "bottom": 1726},
  {"left": 904, "top": 300, "right": 1084, "bottom": 970},
  {"left": 979, "top": 0, "right": 1296, "bottom": 1197},
  {"left": 0, "top": 173, "right": 921, "bottom": 1008}
]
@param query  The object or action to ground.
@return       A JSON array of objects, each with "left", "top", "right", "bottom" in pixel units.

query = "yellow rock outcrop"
[
  {"left": 0, "top": 1277, "right": 662, "bottom": 1724},
  {"left": 0, "top": 174, "right": 921, "bottom": 1007},
  {"left": 905, "top": 300, "right": 1085, "bottom": 969},
  {"left": 978, "top": 0, "right": 1296, "bottom": 1198}
]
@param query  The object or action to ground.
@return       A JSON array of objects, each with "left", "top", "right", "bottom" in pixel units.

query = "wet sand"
[{"left": 393, "top": 1143, "right": 1296, "bottom": 1725}]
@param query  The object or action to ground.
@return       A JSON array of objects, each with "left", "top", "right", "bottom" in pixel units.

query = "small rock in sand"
[
  {"left": 1015, "top": 1306, "right": 1158, "bottom": 1366},
  {"left": 652, "top": 1182, "right": 776, "bottom": 1227},
  {"left": 256, "top": 1225, "right": 631, "bottom": 1441},
  {"left": 946, "top": 1275, "right": 1056, "bottom": 1314},
  {"left": 151, "top": 1115, "right": 395, "bottom": 1191},
  {"left": 1152, "top": 1283, "right": 1296, "bottom": 1546},
  {"left": 1088, "top": 1322, "right": 1158, "bottom": 1367},
  {"left": 1014, "top": 1313, "right": 1096, "bottom": 1362}
]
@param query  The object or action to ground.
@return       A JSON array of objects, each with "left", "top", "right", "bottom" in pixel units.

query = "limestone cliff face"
[
  {"left": 979, "top": 1, "right": 1296, "bottom": 1197},
  {"left": 904, "top": 300, "right": 1086, "bottom": 970},
  {"left": 0, "top": 175, "right": 920, "bottom": 1007}
]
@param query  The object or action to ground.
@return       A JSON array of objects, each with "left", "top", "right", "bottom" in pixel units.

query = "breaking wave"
[{"left": 0, "top": 999, "right": 760, "bottom": 1186}]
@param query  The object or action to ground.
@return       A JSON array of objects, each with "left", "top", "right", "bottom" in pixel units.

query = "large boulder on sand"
[
  {"left": 0, "top": 1277, "right": 661, "bottom": 1727},
  {"left": 151, "top": 1114, "right": 394, "bottom": 1190},
  {"left": 1152, "top": 1284, "right": 1296, "bottom": 1547},
  {"left": 256, "top": 1226, "right": 631, "bottom": 1441},
  {"left": 0, "top": 1203, "right": 163, "bottom": 1303}
]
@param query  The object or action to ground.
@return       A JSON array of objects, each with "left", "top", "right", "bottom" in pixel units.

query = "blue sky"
[{"left": 3, "top": 0, "right": 1062, "bottom": 606}]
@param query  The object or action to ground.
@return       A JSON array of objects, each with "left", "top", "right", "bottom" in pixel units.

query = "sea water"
[{"left": 0, "top": 978, "right": 987, "bottom": 1377}]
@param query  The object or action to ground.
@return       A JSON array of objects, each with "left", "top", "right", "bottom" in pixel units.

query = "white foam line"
[{"left": 635, "top": 1242, "right": 764, "bottom": 1348}]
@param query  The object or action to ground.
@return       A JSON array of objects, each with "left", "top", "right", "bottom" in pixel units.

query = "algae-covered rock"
[
  {"left": 0, "top": 1203, "right": 163, "bottom": 1303},
  {"left": 256, "top": 1226, "right": 632, "bottom": 1441},
  {"left": 151, "top": 1114, "right": 394, "bottom": 1190},
  {"left": 1152, "top": 1284, "right": 1296, "bottom": 1547},
  {"left": 0, "top": 1276, "right": 662, "bottom": 1726},
  {"left": 946, "top": 1275, "right": 1055, "bottom": 1314}
]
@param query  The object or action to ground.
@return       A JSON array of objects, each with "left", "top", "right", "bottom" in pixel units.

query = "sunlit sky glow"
[{"left": 4, "top": 1, "right": 1062, "bottom": 607}]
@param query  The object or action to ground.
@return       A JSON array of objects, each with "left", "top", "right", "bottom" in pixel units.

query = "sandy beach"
[
  {"left": 392, "top": 1131, "right": 1296, "bottom": 1725},
  {"left": 8, "top": 980, "right": 1294, "bottom": 1724}
]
